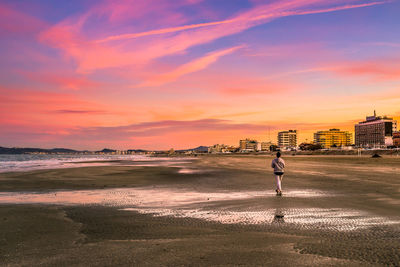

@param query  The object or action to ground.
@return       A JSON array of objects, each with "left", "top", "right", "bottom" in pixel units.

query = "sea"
[{"left": 0, "top": 154, "right": 152, "bottom": 173}]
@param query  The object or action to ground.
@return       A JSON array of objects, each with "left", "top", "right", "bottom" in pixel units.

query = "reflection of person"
[
  {"left": 271, "top": 152, "right": 285, "bottom": 195},
  {"left": 272, "top": 208, "right": 285, "bottom": 223}
]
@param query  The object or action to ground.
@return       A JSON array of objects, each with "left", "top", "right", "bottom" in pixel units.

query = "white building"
[{"left": 277, "top": 130, "right": 297, "bottom": 149}]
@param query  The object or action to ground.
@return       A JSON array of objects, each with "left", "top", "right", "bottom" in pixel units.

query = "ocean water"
[{"left": 0, "top": 154, "right": 153, "bottom": 173}]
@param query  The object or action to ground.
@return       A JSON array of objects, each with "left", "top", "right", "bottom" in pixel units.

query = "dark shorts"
[{"left": 274, "top": 172, "right": 284, "bottom": 176}]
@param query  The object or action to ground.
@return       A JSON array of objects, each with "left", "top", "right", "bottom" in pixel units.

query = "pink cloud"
[
  {"left": 95, "top": 19, "right": 235, "bottom": 43},
  {"left": 21, "top": 72, "right": 100, "bottom": 90},
  {"left": 39, "top": 0, "right": 387, "bottom": 74},
  {"left": 139, "top": 45, "right": 244, "bottom": 87},
  {"left": 294, "top": 56, "right": 400, "bottom": 82},
  {"left": 334, "top": 60, "right": 400, "bottom": 81},
  {"left": 90, "top": 0, "right": 201, "bottom": 24},
  {"left": 96, "top": 0, "right": 388, "bottom": 44},
  {"left": 0, "top": 3, "right": 47, "bottom": 36}
]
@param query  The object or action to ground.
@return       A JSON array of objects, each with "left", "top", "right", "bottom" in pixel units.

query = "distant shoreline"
[{"left": 154, "top": 149, "right": 400, "bottom": 157}]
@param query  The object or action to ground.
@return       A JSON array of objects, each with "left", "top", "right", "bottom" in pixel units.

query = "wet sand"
[{"left": 0, "top": 155, "right": 400, "bottom": 266}]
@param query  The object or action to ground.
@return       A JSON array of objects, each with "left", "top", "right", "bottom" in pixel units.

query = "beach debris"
[{"left": 371, "top": 153, "right": 381, "bottom": 158}]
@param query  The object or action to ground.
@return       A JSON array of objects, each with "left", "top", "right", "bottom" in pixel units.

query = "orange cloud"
[
  {"left": 182, "top": 70, "right": 305, "bottom": 96},
  {"left": 0, "top": 87, "right": 105, "bottom": 127},
  {"left": 218, "top": 80, "right": 300, "bottom": 96}
]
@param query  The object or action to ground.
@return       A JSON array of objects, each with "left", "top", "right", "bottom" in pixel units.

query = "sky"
[{"left": 1, "top": 0, "right": 400, "bottom": 150}]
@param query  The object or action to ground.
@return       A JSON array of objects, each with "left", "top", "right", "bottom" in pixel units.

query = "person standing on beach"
[{"left": 271, "top": 152, "right": 285, "bottom": 195}]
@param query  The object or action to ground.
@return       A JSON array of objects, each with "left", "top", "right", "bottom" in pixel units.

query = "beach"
[{"left": 0, "top": 155, "right": 399, "bottom": 266}]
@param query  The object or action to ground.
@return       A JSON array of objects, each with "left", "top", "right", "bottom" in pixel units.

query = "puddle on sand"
[
  {"left": 0, "top": 188, "right": 333, "bottom": 207},
  {"left": 123, "top": 207, "right": 399, "bottom": 232}
]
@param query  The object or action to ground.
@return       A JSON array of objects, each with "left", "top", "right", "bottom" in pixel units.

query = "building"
[
  {"left": 239, "top": 139, "right": 258, "bottom": 152},
  {"left": 355, "top": 111, "right": 398, "bottom": 148},
  {"left": 208, "top": 144, "right": 237, "bottom": 153},
  {"left": 260, "top": 141, "right": 274, "bottom": 151},
  {"left": 239, "top": 139, "right": 247, "bottom": 150},
  {"left": 277, "top": 130, "right": 297, "bottom": 149},
  {"left": 393, "top": 132, "right": 400, "bottom": 147},
  {"left": 314, "top": 129, "right": 352, "bottom": 148}
]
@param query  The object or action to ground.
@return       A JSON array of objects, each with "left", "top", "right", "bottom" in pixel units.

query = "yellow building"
[
  {"left": 313, "top": 129, "right": 353, "bottom": 148},
  {"left": 239, "top": 139, "right": 258, "bottom": 151},
  {"left": 260, "top": 141, "right": 273, "bottom": 151}
]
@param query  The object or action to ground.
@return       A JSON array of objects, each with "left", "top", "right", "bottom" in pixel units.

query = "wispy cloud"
[
  {"left": 288, "top": 1, "right": 389, "bottom": 17},
  {"left": 60, "top": 119, "right": 275, "bottom": 141},
  {"left": 96, "top": 0, "right": 389, "bottom": 44},
  {"left": 337, "top": 61, "right": 400, "bottom": 80},
  {"left": 138, "top": 45, "right": 244, "bottom": 87},
  {"left": 21, "top": 72, "right": 99, "bottom": 90},
  {"left": 95, "top": 19, "right": 235, "bottom": 43},
  {"left": 40, "top": 0, "right": 388, "bottom": 74},
  {"left": 311, "top": 58, "right": 400, "bottom": 81}
]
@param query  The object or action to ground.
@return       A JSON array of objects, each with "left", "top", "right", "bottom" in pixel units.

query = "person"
[{"left": 271, "top": 152, "right": 285, "bottom": 195}]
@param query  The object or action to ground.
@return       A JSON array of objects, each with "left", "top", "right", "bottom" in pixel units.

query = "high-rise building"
[
  {"left": 355, "top": 111, "right": 397, "bottom": 148},
  {"left": 277, "top": 130, "right": 297, "bottom": 149},
  {"left": 314, "top": 129, "right": 352, "bottom": 148}
]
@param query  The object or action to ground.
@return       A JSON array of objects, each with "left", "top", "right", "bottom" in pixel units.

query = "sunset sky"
[{"left": 1, "top": 0, "right": 400, "bottom": 150}]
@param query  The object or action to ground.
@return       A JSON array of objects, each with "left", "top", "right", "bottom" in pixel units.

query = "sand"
[{"left": 0, "top": 155, "right": 399, "bottom": 266}]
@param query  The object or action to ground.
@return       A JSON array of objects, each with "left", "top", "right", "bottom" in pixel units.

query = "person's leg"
[
  {"left": 279, "top": 175, "right": 283, "bottom": 191},
  {"left": 275, "top": 175, "right": 281, "bottom": 191}
]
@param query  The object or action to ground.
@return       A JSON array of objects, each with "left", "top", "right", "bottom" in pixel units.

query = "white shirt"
[{"left": 271, "top": 158, "right": 285, "bottom": 173}]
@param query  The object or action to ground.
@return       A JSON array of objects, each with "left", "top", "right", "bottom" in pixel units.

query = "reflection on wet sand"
[
  {"left": 0, "top": 187, "right": 398, "bottom": 231},
  {"left": 125, "top": 207, "right": 399, "bottom": 231},
  {"left": 0, "top": 188, "right": 334, "bottom": 208},
  {"left": 272, "top": 208, "right": 285, "bottom": 224}
]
